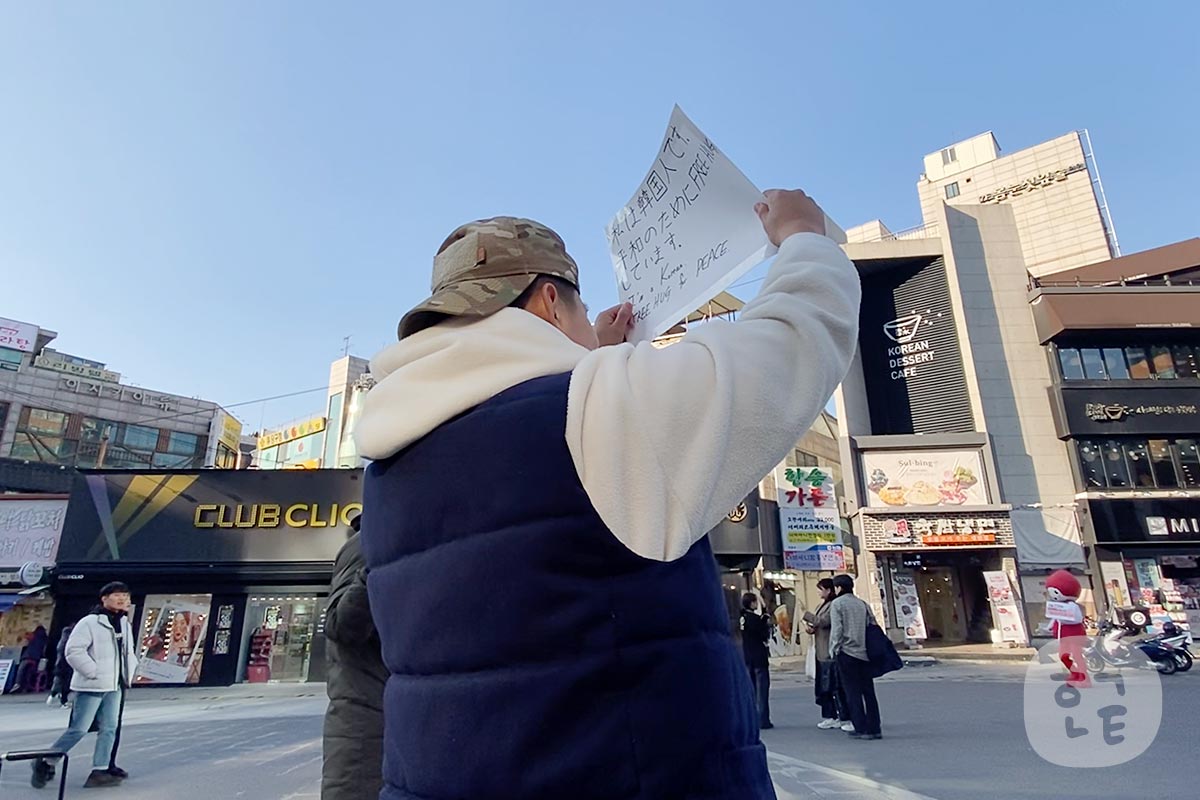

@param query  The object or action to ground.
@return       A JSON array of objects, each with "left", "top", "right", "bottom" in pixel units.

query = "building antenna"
[{"left": 342, "top": 336, "right": 352, "bottom": 358}]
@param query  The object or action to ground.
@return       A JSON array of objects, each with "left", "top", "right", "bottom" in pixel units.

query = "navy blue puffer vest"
[{"left": 361, "top": 372, "right": 775, "bottom": 800}]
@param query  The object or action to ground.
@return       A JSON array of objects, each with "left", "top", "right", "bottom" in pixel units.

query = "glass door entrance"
[{"left": 244, "top": 596, "right": 318, "bottom": 682}]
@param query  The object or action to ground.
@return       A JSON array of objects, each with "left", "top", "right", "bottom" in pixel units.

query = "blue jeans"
[{"left": 49, "top": 691, "right": 120, "bottom": 769}]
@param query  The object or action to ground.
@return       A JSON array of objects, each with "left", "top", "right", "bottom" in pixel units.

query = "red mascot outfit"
[{"left": 1045, "top": 570, "right": 1090, "bottom": 688}]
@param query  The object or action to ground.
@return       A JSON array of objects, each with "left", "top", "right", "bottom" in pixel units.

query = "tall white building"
[{"left": 915, "top": 131, "right": 1118, "bottom": 277}]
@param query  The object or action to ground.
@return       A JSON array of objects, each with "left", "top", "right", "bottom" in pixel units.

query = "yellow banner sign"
[{"left": 257, "top": 417, "right": 326, "bottom": 450}]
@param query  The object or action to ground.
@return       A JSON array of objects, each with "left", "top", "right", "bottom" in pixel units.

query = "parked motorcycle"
[
  {"left": 1084, "top": 620, "right": 1181, "bottom": 675},
  {"left": 1143, "top": 621, "right": 1193, "bottom": 672}
]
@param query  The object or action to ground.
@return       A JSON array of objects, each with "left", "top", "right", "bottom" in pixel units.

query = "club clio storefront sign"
[
  {"left": 1053, "top": 385, "right": 1200, "bottom": 438},
  {"left": 858, "top": 257, "right": 975, "bottom": 435},
  {"left": 57, "top": 469, "right": 363, "bottom": 564}
]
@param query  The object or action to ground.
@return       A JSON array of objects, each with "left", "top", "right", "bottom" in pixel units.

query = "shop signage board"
[
  {"left": 0, "top": 496, "right": 68, "bottom": 568},
  {"left": 57, "top": 470, "right": 363, "bottom": 564},
  {"left": 861, "top": 510, "right": 1015, "bottom": 551},
  {"left": 983, "top": 570, "right": 1026, "bottom": 643},
  {"left": 858, "top": 257, "right": 974, "bottom": 435},
  {"left": 0, "top": 317, "right": 38, "bottom": 353},
  {"left": 0, "top": 659, "right": 13, "bottom": 689},
  {"left": 860, "top": 449, "right": 988, "bottom": 509},
  {"left": 57, "top": 376, "right": 178, "bottom": 412},
  {"left": 257, "top": 416, "right": 326, "bottom": 450},
  {"left": 1087, "top": 498, "right": 1200, "bottom": 544},
  {"left": 774, "top": 466, "right": 842, "bottom": 571},
  {"left": 1054, "top": 385, "right": 1200, "bottom": 438},
  {"left": 34, "top": 353, "right": 122, "bottom": 383}
]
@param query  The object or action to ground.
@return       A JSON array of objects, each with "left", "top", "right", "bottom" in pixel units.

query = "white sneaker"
[
  {"left": 841, "top": 722, "right": 856, "bottom": 732},
  {"left": 817, "top": 718, "right": 841, "bottom": 729}
]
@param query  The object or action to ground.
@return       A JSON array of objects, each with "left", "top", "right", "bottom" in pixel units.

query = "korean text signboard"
[
  {"left": 775, "top": 466, "right": 843, "bottom": 571},
  {"left": 606, "top": 106, "right": 777, "bottom": 343},
  {"left": 0, "top": 496, "right": 68, "bottom": 568},
  {"left": 0, "top": 317, "right": 38, "bottom": 353}
]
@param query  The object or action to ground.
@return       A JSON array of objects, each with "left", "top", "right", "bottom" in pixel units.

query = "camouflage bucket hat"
[{"left": 397, "top": 216, "right": 580, "bottom": 339}]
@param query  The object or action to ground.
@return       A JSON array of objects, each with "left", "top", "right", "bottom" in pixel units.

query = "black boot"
[
  {"left": 30, "top": 759, "right": 55, "bottom": 789},
  {"left": 107, "top": 765, "right": 129, "bottom": 779},
  {"left": 83, "top": 770, "right": 122, "bottom": 788}
]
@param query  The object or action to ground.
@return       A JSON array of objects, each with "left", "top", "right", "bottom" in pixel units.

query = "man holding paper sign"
[{"left": 356, "top": 191, "right": 859, "bottom": 799}]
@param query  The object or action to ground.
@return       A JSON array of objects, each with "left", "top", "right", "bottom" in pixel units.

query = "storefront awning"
[{"left": 0, "top": 585, "right": 50, "bottom": 612}]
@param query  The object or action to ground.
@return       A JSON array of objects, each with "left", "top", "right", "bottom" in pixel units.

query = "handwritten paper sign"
[{"left": 605, "top": 107, "right": 779, "bottom": 343}]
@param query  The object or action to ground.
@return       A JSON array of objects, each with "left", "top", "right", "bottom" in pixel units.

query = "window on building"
[
  {"left": 122, "top": 424, "right": 159, "bottom": 452},
  {"left": 166, "top": 431, "right": 199, "bottom": 456},
  {"left": 1125, "top": 347, "right": 1151, "bottom": 379},
  {"left": 151, "top": 451, "right": 193, "bottom": 469},
  {"left": 1077, "top": 440, "right": 1106, "bottom": 488},
  {"left": 1123, "top": 441, "right": 1154, "bottom": 487},
  {"left": 1149, "top": 345, "right": 1176, "bottom": 379},
  {"left": 941, "top": 147, "right": 957, "bottom": 165},
  {"left": 1079, "top": 438, "right": 1200, "bottom": 490},
  {"left": 1102, "top": 440, "right": 1130, "bottom": 487},
  {"left": 25, "top": 408, "right": 69, "bottom": 436},
  {"left": 12, "top": 407, "right": 74, "bottom": 463},
  {"left": 1102, "top": 348, "right": 1130, "bottom": 380},
  {"left": 81, "top": 417, "right": 118, "bottom": 442},
  {"left": 1176, "top": 440, "right": 1200, "bottom": 488},
  {"left": 944, "top": 182, "right": 960, "bottom": 200},
  {"left": 1080, "top": 348, "right": 1108, "bottom": 380},
  {"left": 1172, "top": 345, "right": 1197, "bottom": 379},
  {"left": 1058, "top": 341, "right": 1200, "bottom": 380},
  {"left": 1058, "top": 348, "right": 1085, "bottom": 380},
  {"left": 0, "top": 348, "right": 22, "bottom": 371},
  {"left": 1148, "top": 440, "right": 1179, "bottom": 488},
  {"left": 215, "top": 443, "right": 237, "bottom": 469},
  {"left": 791, "top": 450, "right": 819, "bottom": 468}
]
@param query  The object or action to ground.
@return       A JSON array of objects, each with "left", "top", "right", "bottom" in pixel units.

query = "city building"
[
  {"left": 323, "top": 355, "right": 372, "bottom": 469},
  {"left": 1, "top": 316, "right": 243, "bottom": 471},
  {"left": 915, "top": 130, "right": 1119, "bottom": 277},
  {"left": 52, "top": 468, "right": 362, "bottom": 686},
  {"left": 1030, "top": 238, "right": 1200, "bottom": 634},
  {"left": 253, "top": 355, "right": 372, "bottom": 470},
  {"left": 833, "top": 129, "right": 1139, "bottom": 649},
  {"left": 255, "top": 416, "right": 328, "bottom": 470}
]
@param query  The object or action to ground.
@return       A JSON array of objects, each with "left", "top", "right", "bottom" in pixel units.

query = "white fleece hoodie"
[{"left": 356, "top": 232, "right": 861, "bottom": 562}]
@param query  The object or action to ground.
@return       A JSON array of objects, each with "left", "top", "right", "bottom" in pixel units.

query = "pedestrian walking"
[
  {"left": 740, "top": 592, "right": 774, "bottom": 730},
  {"left": 31, "top": 582, "right": 140, "bottom": 789},
  {"left": 354, "top": 189, "right": 860, "bottom": 798},
  {"left": 828, "top": 574, "right": 883, "bottom": 740},
  {"left": 322, "top": 514, "right": 387, "bottom": 800},
  {"left": 14, "top": 625, "right": 49, "bottom": 693},
  {"left": 806, "top": 578, "right": 849, "bottom": 730}
]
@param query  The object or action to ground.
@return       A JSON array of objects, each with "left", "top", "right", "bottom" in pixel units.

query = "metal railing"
[{"left": 1030, "top": 273, "right": 1200, "bottom": 289}]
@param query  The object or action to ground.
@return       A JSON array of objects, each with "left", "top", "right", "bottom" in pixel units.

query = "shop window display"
[{"left": 133, "top": 594, "right": 212, "bottom": 685}]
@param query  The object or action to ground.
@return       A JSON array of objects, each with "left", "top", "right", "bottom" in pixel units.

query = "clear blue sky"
[{"left": 2, "top": 2, "right": 1196, "bottom": 430}]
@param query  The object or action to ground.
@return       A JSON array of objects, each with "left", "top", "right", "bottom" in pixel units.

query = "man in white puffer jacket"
[{"left": 32, "top": 582, "right": 140, "bottom": 790}]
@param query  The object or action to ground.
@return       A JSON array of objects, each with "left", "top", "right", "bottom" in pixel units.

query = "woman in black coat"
[{"left": 322, "top": 516, "right": 388, "bottom": 800}]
